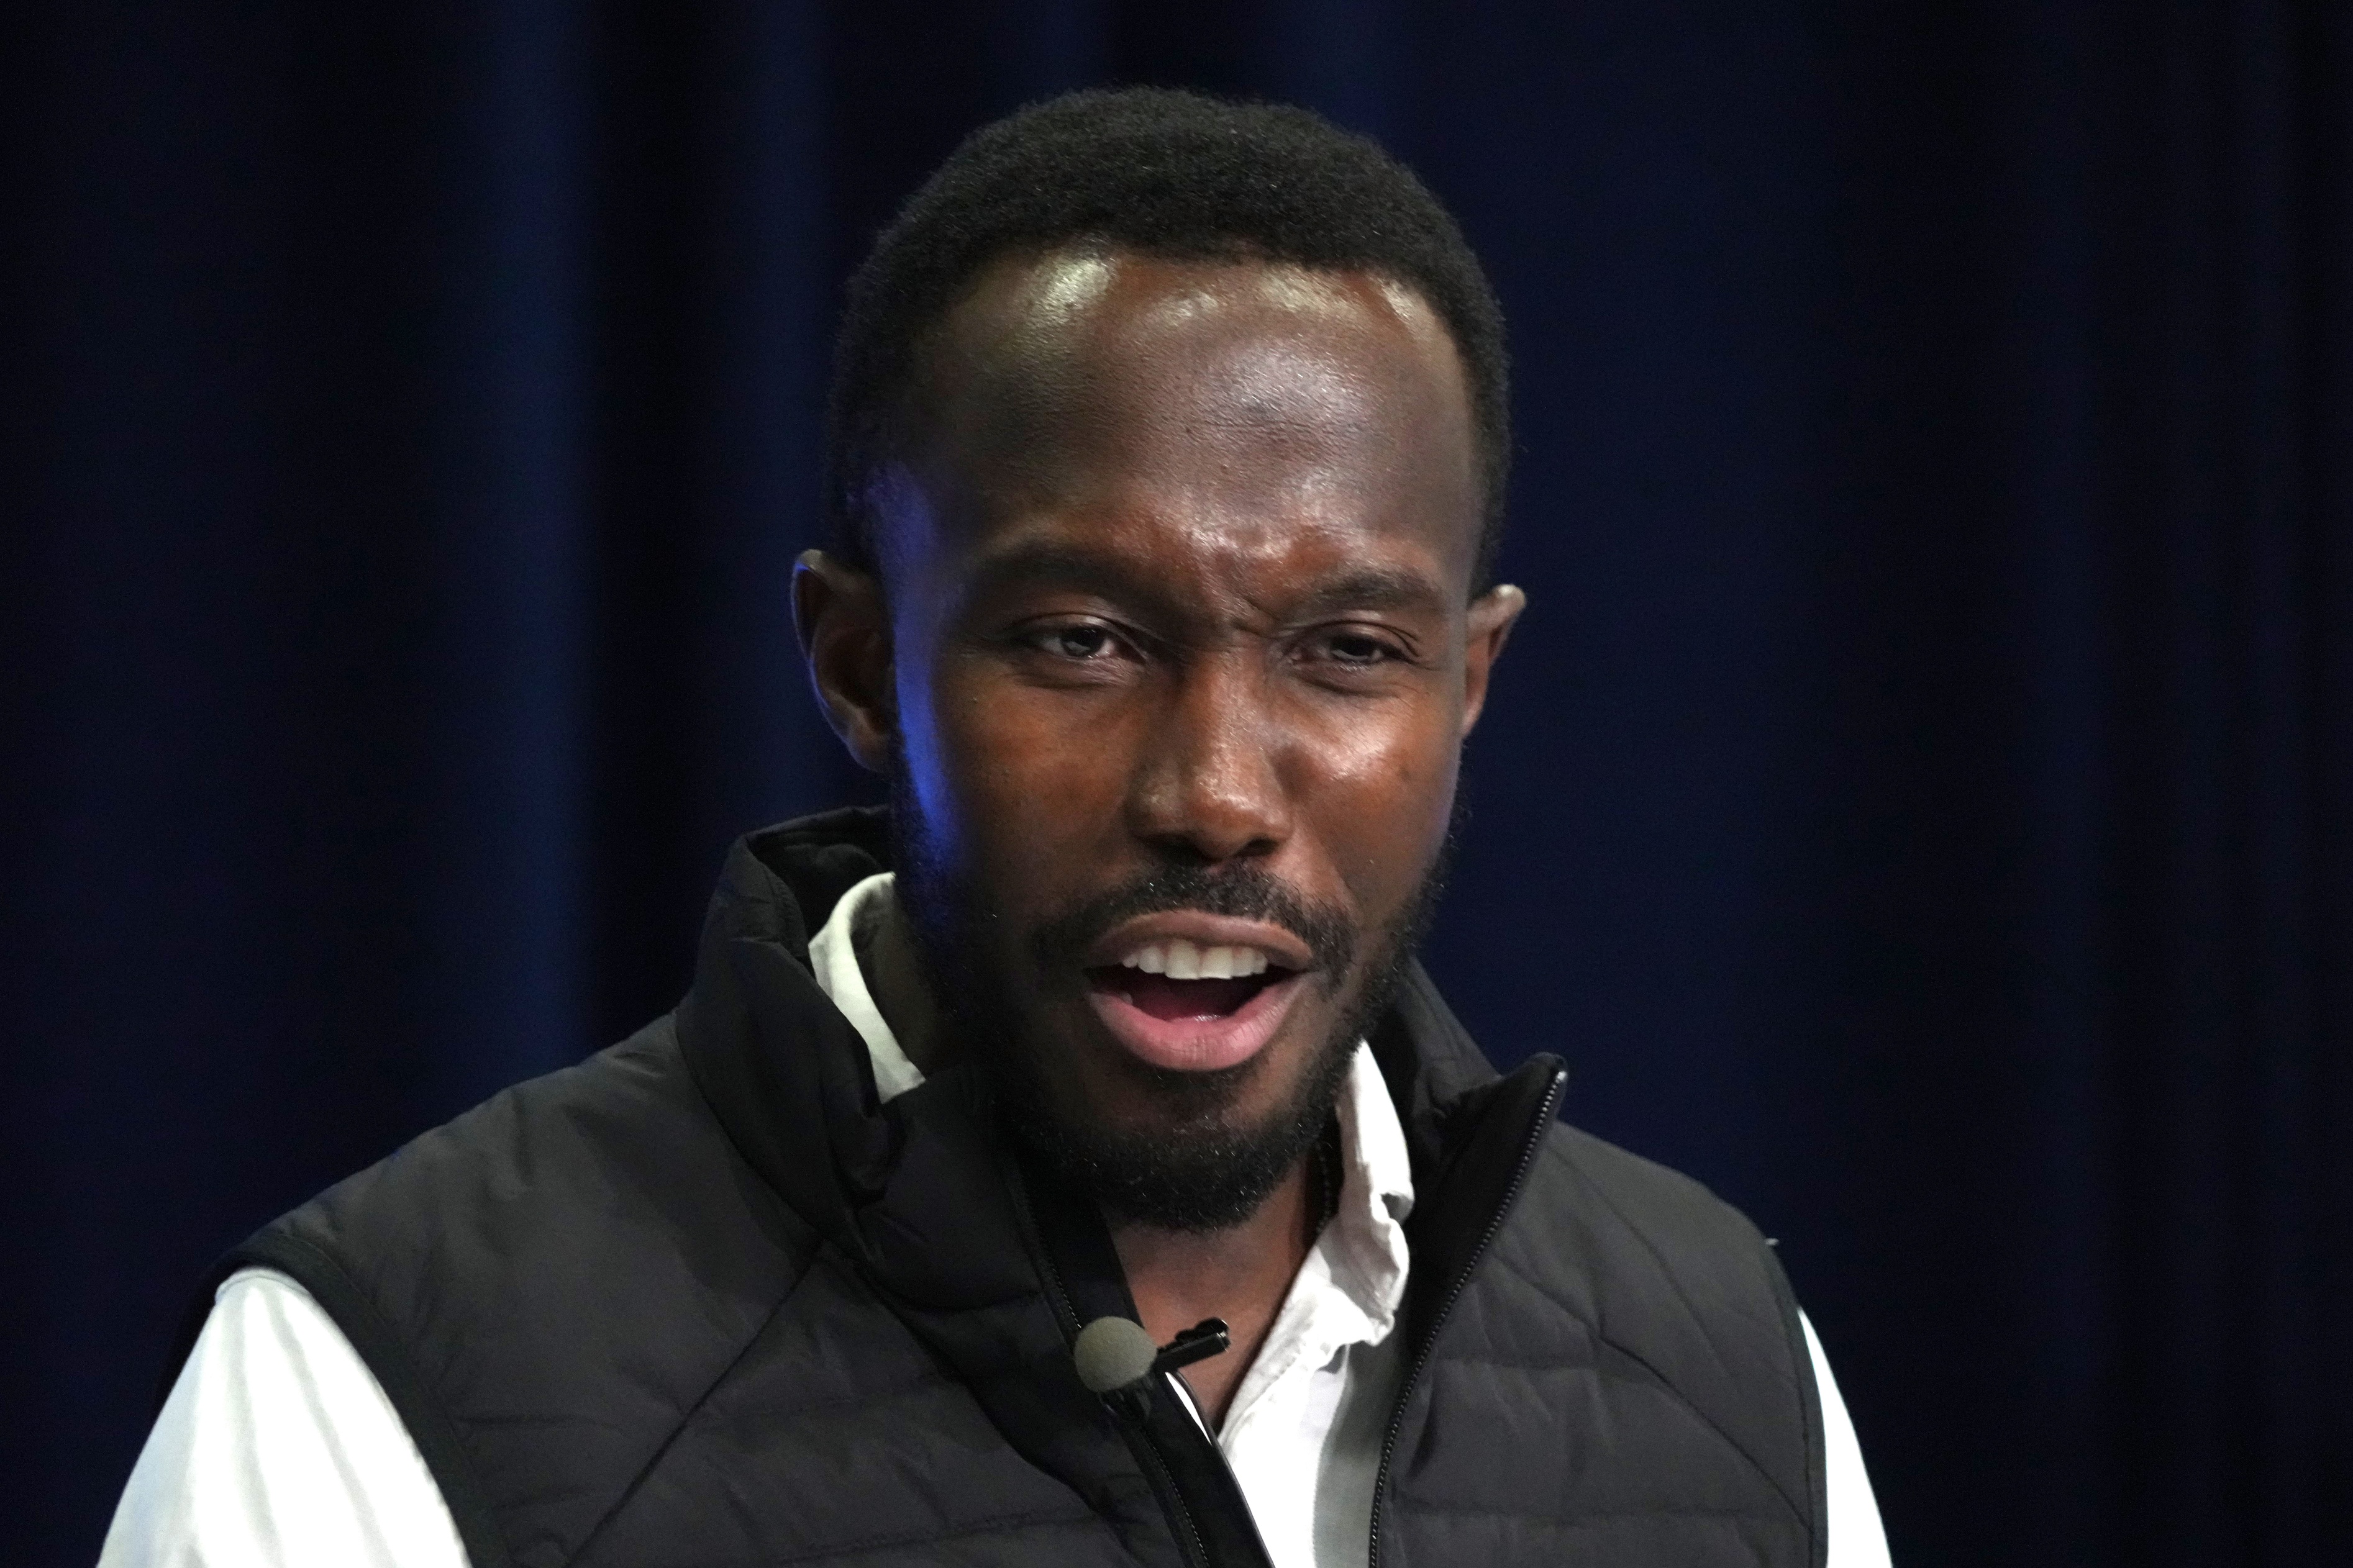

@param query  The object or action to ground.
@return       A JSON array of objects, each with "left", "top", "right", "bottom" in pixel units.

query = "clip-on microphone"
[{"left": 1073, "top": 1316, "right": 1231, "bottom": 1417}]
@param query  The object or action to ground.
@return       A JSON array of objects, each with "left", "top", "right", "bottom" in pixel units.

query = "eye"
[
  {"left": 1024, "top": 621, "right": 1123, "bottom": 661},
  {"left": 1313, "top": 628, "right": 1405, "bottom": 666}
]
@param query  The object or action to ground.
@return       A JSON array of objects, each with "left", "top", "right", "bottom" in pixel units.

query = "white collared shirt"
[{"left": 102, "top": 871, "right": 1890, "bottom": 1567}]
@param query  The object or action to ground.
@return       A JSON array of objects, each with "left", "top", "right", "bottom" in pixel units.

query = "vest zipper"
[
  {"left": 1365, "top": 1063, "right": 1568, "bottom": 1568},
  {"left": 1011, "top": 1165, "right": 1223, "bottom": 1568},
  {"left": 1136, "top": 1394, "right": 1218, "bottom": 1568}
]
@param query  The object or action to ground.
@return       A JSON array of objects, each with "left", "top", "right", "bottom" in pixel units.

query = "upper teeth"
[{"left": 1120, "top": 940, "right": 1272, "bottom": 980}]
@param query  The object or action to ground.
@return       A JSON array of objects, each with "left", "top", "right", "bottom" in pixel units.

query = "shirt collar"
[
  {"left": 807, "top": 870, "right": 925, "bottom": 1102},
  {"left": 1328, "top": 1036, "right": 1416, "bottom": 1330}
]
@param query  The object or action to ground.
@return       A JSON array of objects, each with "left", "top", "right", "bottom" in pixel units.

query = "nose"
[{"left": 1124, "top": 651, "right": 1293, "bottom": 866}]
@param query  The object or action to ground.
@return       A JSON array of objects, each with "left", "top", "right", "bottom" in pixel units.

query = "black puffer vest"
[{"left": 196, "top": 809, "right": 1825, "bottom": 1567}]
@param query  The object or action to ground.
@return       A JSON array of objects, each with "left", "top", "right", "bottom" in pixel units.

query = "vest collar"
[{"left": 670, "top": 810, "right": 1570, "bottom": 1567}]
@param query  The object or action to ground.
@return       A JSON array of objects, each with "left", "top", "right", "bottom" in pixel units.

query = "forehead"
[{"left": 889, "top": 248, "right": 1482, "bottom": 594}]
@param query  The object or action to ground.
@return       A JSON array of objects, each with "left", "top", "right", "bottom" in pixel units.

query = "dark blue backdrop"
[{"left": 7, "top": 2, "right": 2349, "bottom": 1563}]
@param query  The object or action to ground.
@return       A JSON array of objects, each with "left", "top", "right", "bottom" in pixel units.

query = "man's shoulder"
[
  {"left": 1537, "top": 1120, "right": 1779, "bottom": 1266},
  {"left": 211, "top": 1018, "right": 961, "bottom": 1568},
  {"left": 262, "top": 1017, "right": 820, "bottom": 1299},
  {"left": 224, "top": 1017, "right": 831, "bottom": 1456},
  {"left": 1510, "top": 1120, "right": 1795, "bottom": 1328},
  {"left": 1461, "top": 1117, "right": 1821, "bottom": 1535}
]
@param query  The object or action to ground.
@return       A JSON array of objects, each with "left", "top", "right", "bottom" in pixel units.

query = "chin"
[{"left": 993, "top": 999, "right": 1361, "bottom": 1233}]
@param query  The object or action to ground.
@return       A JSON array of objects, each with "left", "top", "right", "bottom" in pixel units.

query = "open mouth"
[
  {"left": 1088, "top": 969, "right": 1291, "bottom": 1021},
  {"left": 1083, "top": 936, "right": 1308, "bottom": 1072},
  {"left": 1086, "top": 938, "right": 1297, "bottom": 1020}
]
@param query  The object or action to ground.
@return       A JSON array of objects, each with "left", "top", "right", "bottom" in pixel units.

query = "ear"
[
  {"left": 1458, "top": 582, "right": 1526, "bottom": 738},
  {"left": 793, "top": 549, "right": 896, "bottom": 773}
]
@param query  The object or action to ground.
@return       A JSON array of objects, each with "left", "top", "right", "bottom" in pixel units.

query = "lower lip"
[{"left": 1086, "top": 971, "right": 1308, "bottom": 1073}]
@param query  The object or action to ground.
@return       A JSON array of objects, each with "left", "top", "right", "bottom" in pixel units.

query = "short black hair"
[{"left": 824, "top": 87, "right": 1512, "bottom": 591}]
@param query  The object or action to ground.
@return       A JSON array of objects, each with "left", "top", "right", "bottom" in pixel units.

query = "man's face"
[{"left": 801, "top": 248, "right": 1521, "bottom": 1225}]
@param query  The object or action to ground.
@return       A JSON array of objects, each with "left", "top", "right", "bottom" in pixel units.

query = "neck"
[{"left": 1111, "top": 1157, "right": 1322, "bottom": 1430}]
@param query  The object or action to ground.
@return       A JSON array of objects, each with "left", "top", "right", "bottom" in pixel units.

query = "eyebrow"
[
  {"left": 958, "top": 541, "right": 1452, "bottom": 620},
  {"left": 1288, "top": 566, "right": 1450, "bottom": 618},
  {"left": 960, "top": 541, "right": 1144, "bottom": 603}
]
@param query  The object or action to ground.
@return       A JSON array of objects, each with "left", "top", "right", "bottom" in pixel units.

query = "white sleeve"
[
  {"left": 1801, "top": 1311, "right": 1891, "bottom": 1568},
  {"left": 98, "top": 1267, "right": 470, "bottom": 1568}
]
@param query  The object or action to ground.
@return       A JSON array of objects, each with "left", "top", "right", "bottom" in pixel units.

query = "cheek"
[
  {"left": 904, "top": 658, "right": 1136, "bottom": 891},
  {"left": 1295, "top": 701, "right": 1462, "bottom": 907}
]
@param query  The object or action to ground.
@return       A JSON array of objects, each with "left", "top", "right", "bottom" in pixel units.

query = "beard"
[{"left": 889, "top": 767, "right": 1447, "bottom": 1232}]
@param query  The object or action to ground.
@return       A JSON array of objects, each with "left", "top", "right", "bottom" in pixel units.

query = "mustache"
[{"left": 1027, "top": 863, "right": 1359, "bottom": 982}]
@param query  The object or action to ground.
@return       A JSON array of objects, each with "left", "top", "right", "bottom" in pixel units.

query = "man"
[{"left": 105, "top": 89, "right": 1887, "bottom": 1567}]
